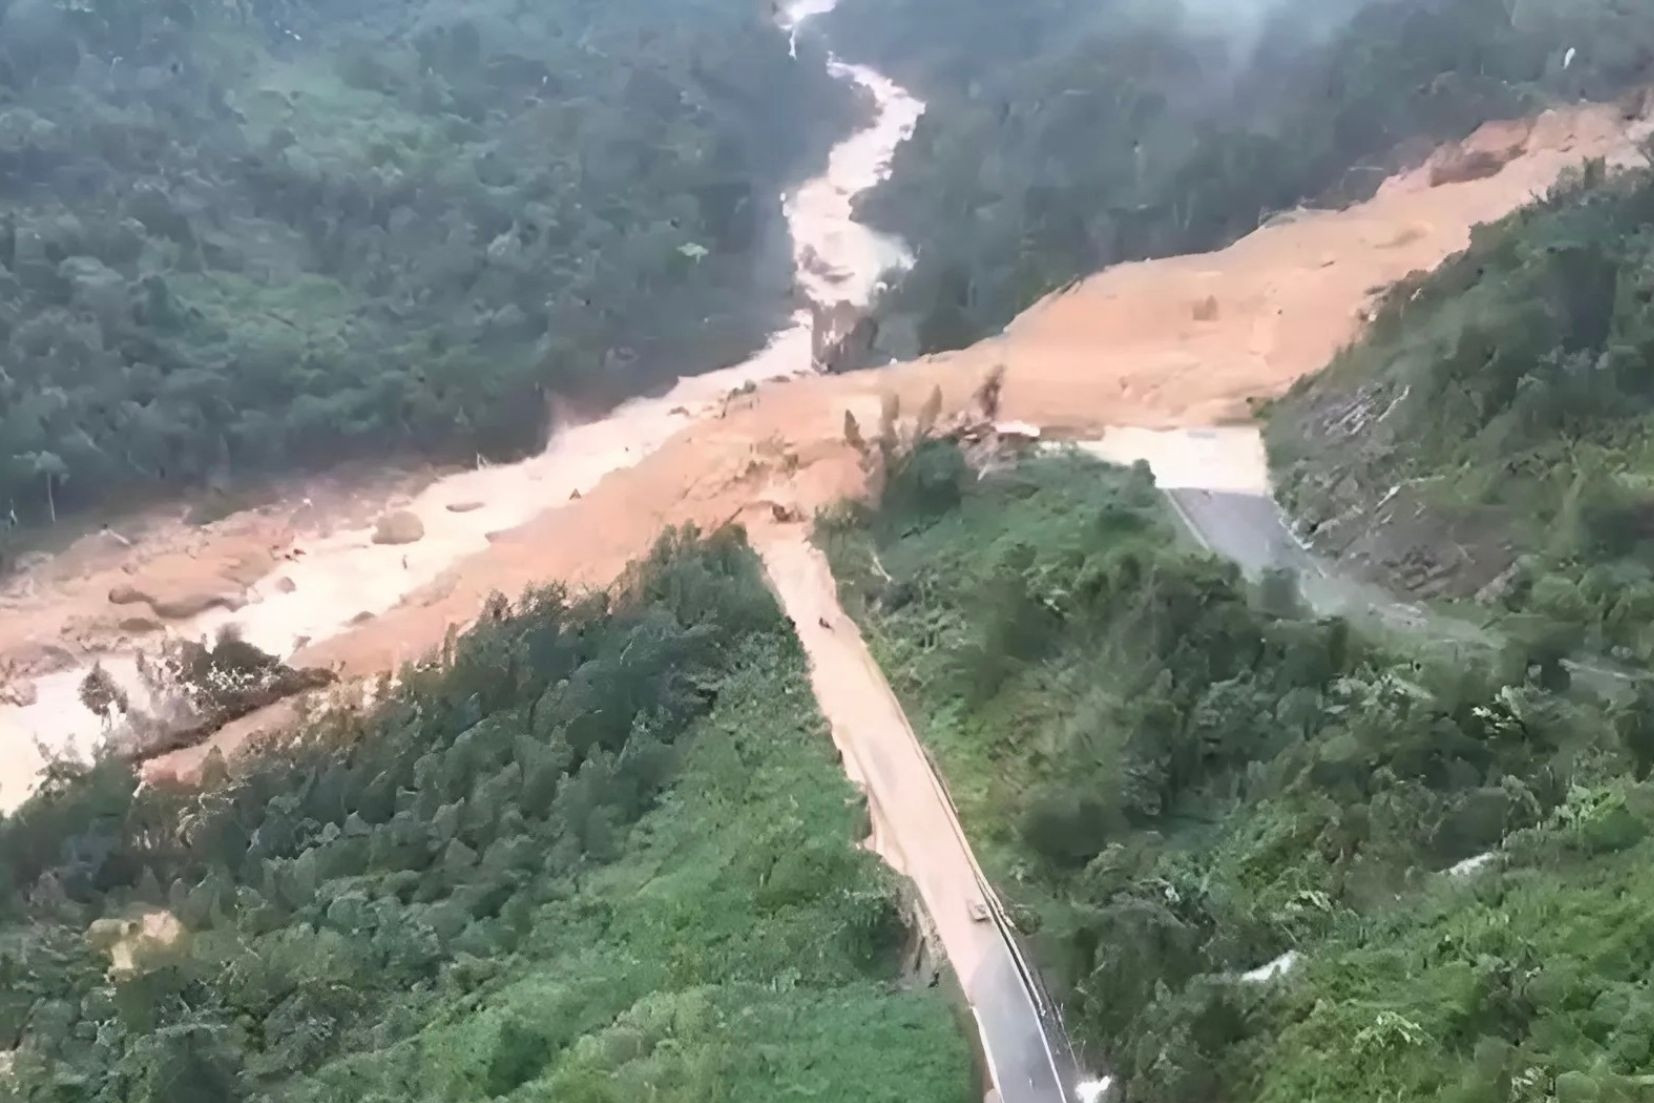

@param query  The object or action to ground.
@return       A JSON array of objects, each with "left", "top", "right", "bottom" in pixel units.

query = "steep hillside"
[
  {"left": 1269, "top": 160, "right": 1654, "bottom": 663},
  {"left": 824, "top": 446, "right": 1654, "bottom": 1102},
  {"left": 0, "top": 0, "right": 852, "bottom": 530},
  {"left": 822, "top": 0, "right": 1654, "bottom": 360},
  {"left": 0, "top": 530, "right": 973, "bottom": 1100}
]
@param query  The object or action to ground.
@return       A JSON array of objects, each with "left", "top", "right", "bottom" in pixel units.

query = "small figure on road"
[{"left": 817, "top": 615, "right": 833, "bottom": 631}]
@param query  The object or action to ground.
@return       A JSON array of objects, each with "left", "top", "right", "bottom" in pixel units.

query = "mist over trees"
[
  {"left": 0, "top": 0, "right": 854, "bottom": 531},
  {"left": 823, "top": 0, "right": 1654, "bottom": 358}
]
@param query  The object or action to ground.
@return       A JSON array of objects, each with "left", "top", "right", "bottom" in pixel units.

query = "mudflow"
[{"left": 3, "top": 96, "right": 1651, "bottom": 792}]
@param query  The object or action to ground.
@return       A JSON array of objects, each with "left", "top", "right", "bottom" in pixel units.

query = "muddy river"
[{"left": 0, "top": 1, "right": 923, "bottom": 810}]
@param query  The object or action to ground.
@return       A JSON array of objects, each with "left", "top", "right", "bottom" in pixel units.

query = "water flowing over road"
[{"left": 1086, "top": 427, "right": 1641, "bottom": 697}]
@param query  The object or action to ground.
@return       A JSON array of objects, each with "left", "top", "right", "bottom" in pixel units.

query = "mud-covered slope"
[
  {"left": 6, "top": 94, "right": 1647, "bottom": 789},
  {"left": 822, "top": 0, "right": 1654, "bottom": 360},
  {"left": 1269, "top": 149, "right": 1654, "bottom": 661},
  {"left": 266, "top": 103, "right": 1654, "bottom": 689}
]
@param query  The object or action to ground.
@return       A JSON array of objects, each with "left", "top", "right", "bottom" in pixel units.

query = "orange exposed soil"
[
  {"left": 7, "top": 97, "right": 1648, "bottom": 781},
  {"left": 294, "top": 102, "right": 1654, "bottom": 676},
  {"left": 0, "top": 468, "right": 427, "bottom": 683}
]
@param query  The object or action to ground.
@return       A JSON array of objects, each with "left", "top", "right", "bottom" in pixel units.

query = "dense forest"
[
  {"left": 0, "top": 528, "right": 974, "bottom": 1101},
  {"left": 0, "top": 0, "right": 854, "bottom": 529},
  {"left": 824, "top": 446, "right": 1654, "bottom": 1101},
  {"left": 1269, "top": 160, "right": 1654, "bottom": 665},
  {"left": 821, "top": 0, "right": 1654, "bottom": 359}
]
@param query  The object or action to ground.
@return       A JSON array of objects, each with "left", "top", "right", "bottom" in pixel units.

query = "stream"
[{"left": 0, "top": 2, "right": 923, "bottom": 811}]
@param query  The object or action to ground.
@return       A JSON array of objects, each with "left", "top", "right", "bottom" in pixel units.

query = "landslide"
[
  {"left": 0, "top": 0, "right": 852, "bottom": 536},
  {"left": 821, "top": 0, "right": 1654, "bottom": 360},
  {"left": 134, "top": 95, "right": 1654, "bottom": 779}
]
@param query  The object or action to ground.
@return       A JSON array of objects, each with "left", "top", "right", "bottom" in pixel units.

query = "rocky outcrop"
[
  {"left": 0, "top": 678, "right": 38, "bottom": 706},
  {"left": 116, "top": 635, "right": 338, "bottom": 765},
  {"left": 812, "top": 299, "right": 879, "bottom": 373},
  {"left": 1, "top": 639, "right": 76, "bottom": 677}
]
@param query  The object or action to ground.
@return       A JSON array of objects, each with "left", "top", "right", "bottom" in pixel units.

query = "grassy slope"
[
  {"left": 0, "top": 534, "right": 973, "bottom": 1102},
  {"left": 823, "top": 449, "right": 1654, "bottom": 1102},
  {"left": 284, "top": 636, "right": 974, "bottom": 1103}
]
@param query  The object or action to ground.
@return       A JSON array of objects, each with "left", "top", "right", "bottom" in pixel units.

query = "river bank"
[
  {"left": 0, "top": 2, "right": 924, "bottom": 810},
  {"left": 8, "top": 55, "right": 1653, "bottom": 808}
]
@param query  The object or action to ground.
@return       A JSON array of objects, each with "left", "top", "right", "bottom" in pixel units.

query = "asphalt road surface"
[
  {"left": 1163, "top": 487, "right": 1640, "bottom": 695},
  {"left": 1164, "top": 488, "right": 1321, "bottom": 579}
]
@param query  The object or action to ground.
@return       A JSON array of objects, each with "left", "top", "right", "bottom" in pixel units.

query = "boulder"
[
  {"left": 1, "top": 640, "right": 76, "bottom": 676},
  {"left": 112, "top": 568, "right": 248, "bottom": 620},
  {"left": 118, "top": 615, "right": 163, "bottom": 634},
  {"left": 445, "top": 500, "right": 483, "bottom": 514},
  {"left": 1429, "top": 147, "right": 1512, "bottom": 187},
  {"left": 0, "top": 679, "right": 38, "bottom": 707},
  {"left": 274, "top": 576, "right": 297, "bottom": 593},
  {"left": 151, "top": 590, "right": 242, "bottom": 619},
  {"left": 372, "top": 509, "right": 425, "bottom": 545},
  {"left": 109, "top": 583, "right": 148, "bottom": 605}
]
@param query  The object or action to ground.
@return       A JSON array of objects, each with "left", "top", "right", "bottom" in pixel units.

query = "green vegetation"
[
  {"left": 824, "top": 444, "right": 1654, "bottom": 1101},
  {"left": 0, "top": 0, "right": 854, "bottom": 531},
  {"left": 1269, "top": 161, "right": 1654, "bottom": 665},
  {"left": 821, "top": 0, "right": 1654, "bottom": 359},
  {"left": 0, "top": 528, "right": 973, "bottom": 1101}
]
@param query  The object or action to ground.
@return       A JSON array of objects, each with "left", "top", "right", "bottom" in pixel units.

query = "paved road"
[
  {"left": 1163, "top": 487, "right": 1641, "bottom": 695},
  {"left": 758, "top": 532, "right": 1078, "bottom": 1103},
  {"left": 1164, "top": 489, "right": 1320, "bottom": 579},
  {"left": 1165, "top": 488, "right": 1400, "bottom": 621},
  {"left": 1168, "top": 487, "right": 1493, "bottom": 637}
]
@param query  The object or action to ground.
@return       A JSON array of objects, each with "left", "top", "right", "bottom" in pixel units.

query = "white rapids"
[{"left": 0, "top": 0, "right": 924, "bottom": 810}]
